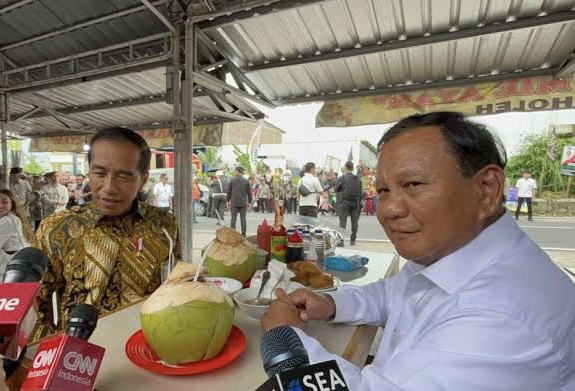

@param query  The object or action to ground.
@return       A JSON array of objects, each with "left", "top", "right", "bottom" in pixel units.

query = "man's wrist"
[{"left": 322, "top": 293, "right": 337, "bottom": 321}]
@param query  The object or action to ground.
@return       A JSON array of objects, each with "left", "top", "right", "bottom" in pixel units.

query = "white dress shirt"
[
  {"left": 0, "top": 212, "right": 30, "bottom": 280},
  {"left": 153, "top": 182, "right": 173, "bottom": 207},
  {"left": 294, "top": 213, "right": 575, "bottom": 390}
]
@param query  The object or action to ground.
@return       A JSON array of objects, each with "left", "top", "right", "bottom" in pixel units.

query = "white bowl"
[
  {"left": 203, "top": 277, "right": 243, "bottom": 296},
  {"left": 233, "top": 288, "right": 271, "bottom": 320}
]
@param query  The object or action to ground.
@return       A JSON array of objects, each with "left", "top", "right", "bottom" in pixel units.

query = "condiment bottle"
[
  {"left": 286, "top": 229, "right": 304, "bottom": 263},
  {"left": 270, "top": 205, "right": 287, "bottom": 262},
  {"left": 257, "top": 219, "right": 272, "bottom": 264}
]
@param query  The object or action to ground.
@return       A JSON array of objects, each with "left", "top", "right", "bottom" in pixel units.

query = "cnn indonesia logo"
[{"left": 28, "top": 348, "right": 98, "bottom": 386}]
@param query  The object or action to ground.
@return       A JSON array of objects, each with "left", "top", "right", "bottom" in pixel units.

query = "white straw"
[
  {"left": 193, "top": 240, "right": 214, "bottom": 282},
  {"left": 162, "top": 228, "right": 174, "bottom": 273}
]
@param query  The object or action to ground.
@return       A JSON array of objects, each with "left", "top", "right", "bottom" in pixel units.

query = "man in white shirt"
[
  {"left": 515, "top": 171, "right": 537, "bottom": 221},
  {"left": 39, "top": 171, "right": 69, "bottom": 217},
  {"left": 261, "top": 112, "right": 575, "bottom": 390},
  {"left": 153, "top": 173, "right": 173, "bottom": 210},
  {"left": 297, "top": 162, "right": 324, "bottom": 217}
]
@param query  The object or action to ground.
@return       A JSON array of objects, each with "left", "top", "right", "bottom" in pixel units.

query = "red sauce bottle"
[{"left": 257, "top": 219, "right": 272, "bottom": 264}]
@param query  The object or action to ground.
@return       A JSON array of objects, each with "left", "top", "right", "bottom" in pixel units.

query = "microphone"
[
  {"left": 21, "top": 303, "right": 105, "bottom": 391},
  {"left": 0, "top": 247, "right": 49, "bottom": 361},
  {"left": 257, "top": 326, "right": 348, "bottom": 391}
]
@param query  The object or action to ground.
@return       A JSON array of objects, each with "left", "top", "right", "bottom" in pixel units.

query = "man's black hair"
[
  {"left": 88, "top": 127, "right": 151, "bottom": 174},
  {"left": 344, "top": 161, "right": 354, "bottom": 171},
  {"left": 303, "top": 162, "right": 316, "bottom": 173},
  {"left": 378, "top": 111, "right": 507, "bottom": 177}
]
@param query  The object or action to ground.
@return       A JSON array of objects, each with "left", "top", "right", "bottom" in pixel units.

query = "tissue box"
[{"left": 324, "top": 255, "right": 369, "bottom": 272}]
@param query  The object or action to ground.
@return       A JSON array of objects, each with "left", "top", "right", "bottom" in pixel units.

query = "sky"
[{"left": 257, "top": 103, "right": 575, "bottom": 156}]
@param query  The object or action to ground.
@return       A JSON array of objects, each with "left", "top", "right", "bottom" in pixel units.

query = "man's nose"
[
  {"left": 381, "top": 192, "right": 408, "bottom": 219},
  {"left": 100, "top": 175, "right": 117, "bottom": 192}
]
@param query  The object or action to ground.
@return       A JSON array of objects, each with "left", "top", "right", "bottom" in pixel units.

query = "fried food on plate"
[{"left": 287, "top": 261, "right": 334, "bottom": 289}]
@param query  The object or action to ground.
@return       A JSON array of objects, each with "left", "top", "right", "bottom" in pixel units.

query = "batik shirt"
[{"left": 31, "top": 201, "right": 181, "bottom": 341}]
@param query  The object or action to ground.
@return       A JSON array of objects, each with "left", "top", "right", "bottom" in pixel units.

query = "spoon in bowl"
[{"left": 250, "top": 270, "right": 271, "bottom": 305}]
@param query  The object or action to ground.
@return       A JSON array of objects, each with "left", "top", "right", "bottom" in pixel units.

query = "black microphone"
[
  {"left": 1, "top": 248, "right": 49, "bottom": 378},
  {"left": 66, "top": 303, "right": 99, "bottom": 341},
  {"left": 2, "top": 247, "right": 48, "bottom": 283},
  {"left": 257, "top": 326, "right": 348, "bottom": 391}
]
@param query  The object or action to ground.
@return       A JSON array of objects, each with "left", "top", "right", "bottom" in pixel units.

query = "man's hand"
[
  {"left": 289, "top": 288, "right": 336, "bottom": 322},
  {"left": 261, "top": 288, "right": 307, "bottom": 332}
]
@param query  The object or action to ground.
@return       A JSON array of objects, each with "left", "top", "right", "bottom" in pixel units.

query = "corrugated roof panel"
[
  {"left": 206, "top": 0, "right": 575, "bottom": 102},
  {"left": 70, "top": 102, "right": 173, "bottom": 127},
  {"left": 13, "top": 68, "right": 166, "bottom": 109}
]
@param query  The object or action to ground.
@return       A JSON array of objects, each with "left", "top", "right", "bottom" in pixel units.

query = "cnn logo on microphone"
[{"left": 0, "top": 297, "right": 20, "bottom": 311}]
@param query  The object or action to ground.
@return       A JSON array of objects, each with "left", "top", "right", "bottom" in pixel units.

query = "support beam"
[
  {"left": 174, "top": 19, "right": 194, "bottom": 262},
  {"left": 0, "top": 92, "right": 9, "bottom": 187},
  {"left": 12, "top": 106, "right": 42, "bottom": 121},
  {"left": 0, "top": 0, "right": 33, "bottom": 16},
  {"left": 242, "top": 11, "right": 575, "bottom": 72},
  {"left": 196, "top": 28, "right": 275, "bottom": 106},
  {"left": 3, "top": 55, "right": 169, "bottom": 94},
  {"left": 194, "top": 71, "right": 275, "bottom": 108},
  {"left": 0, "top": 53, "right": 18, "bottom": 69},
  {"left": 556, "top": 55, "right": 575, "bottom": 78},
  {"left": 0, "top": 0, "right": 167, "bottom": 51},
  {"left": 139, "top": 0, "right": 175, "bottom": 33},
  {"left": 194, "top": 0, "right": 324, "bottom": 28},
  {"left": 278, "top": 68, "right": 557, "bottom": 105},
  {"left": 194, "top": 106, "right": 259, "bottom": 122},
  {"left": 15, "top": 94, "right": 167, "bottom": 120}
]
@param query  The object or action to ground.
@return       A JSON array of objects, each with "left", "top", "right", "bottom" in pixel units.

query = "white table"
[{"left": 20, "top": 251, "right": 399, "bottom": 391}]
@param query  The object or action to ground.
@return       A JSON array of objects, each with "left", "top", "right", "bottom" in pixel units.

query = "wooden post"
[{"left": 567, "top": 176, "right": 572, "bottom": 197}]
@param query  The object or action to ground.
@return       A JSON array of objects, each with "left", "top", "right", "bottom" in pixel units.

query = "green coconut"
[
  {"left": 203, "top": 227, "right": 257, "bottom": 283},
  {"left": 140, "top": 280, "right": 234, "bottom": 364}
]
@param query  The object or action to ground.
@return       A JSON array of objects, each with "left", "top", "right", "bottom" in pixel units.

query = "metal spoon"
[{"left": 253, "top": 270, "right": 271, "bottom": 305}]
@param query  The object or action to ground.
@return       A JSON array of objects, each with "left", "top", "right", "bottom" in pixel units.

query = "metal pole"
[
  {"left": 0, "top": 92, "right": 9, "bottom": 187},
  {"left": 173, "top": 19, "right": 194, "bottom": 262}
]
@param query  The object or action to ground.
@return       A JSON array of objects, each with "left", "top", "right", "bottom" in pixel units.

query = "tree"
[
  {"left": 197, "top": 147, "right": 222, "bottom": 171},
  {"left": 506, "top": 134, "right": 575, "bottom": 193},
  {"left": 23, "top": 154, "right": 44, "bottom": 175}
]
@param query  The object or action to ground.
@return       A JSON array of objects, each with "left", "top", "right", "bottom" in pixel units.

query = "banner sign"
[
  {"left": 316, "top": 76, "right": 575, "bottom": 127},
  {"left": 560, "top": 145, "right": 575, "bottom": 176},
  {"left": 30, "top": 125, "right": 223, "bottom": 153}
]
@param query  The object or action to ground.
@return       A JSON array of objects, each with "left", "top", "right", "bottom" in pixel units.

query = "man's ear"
[
  {"left": 140, "top": 172, "right": 149, "bottom": 192},
  {"left": 473, "top": 165, "right": 505, "bottom": 219}
]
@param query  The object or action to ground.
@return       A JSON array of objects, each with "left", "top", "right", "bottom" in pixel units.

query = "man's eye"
[
  {"left": 93, "top": 172, "right": 106, "bottom": 177},
  {"left": 406, "top": 182, "right": 423, "bottom": 188}
]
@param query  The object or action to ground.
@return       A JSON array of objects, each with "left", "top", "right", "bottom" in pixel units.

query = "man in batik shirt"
[{"left": 32, "top": 127, "right": 180, "bottom": 340}]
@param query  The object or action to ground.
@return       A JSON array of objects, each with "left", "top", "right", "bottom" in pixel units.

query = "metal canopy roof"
[
  {"left": 0, "top": 0, "right": 270, "bottom": 138},
  {"left": 1, "top": 0, "right": 575, "bottom": 137},
  {"left": 202, "top": 0, "right": 575, "bottom": 104}
]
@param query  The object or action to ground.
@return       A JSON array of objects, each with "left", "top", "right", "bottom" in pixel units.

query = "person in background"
[
  {"left": 210, "top": 170, "right": 229, "bottom": 223},
  {"left": 261, "top": 111, "right": 575, "bottom": 390},
  {"left": 227, "top": 166, "right": 252, "bottom": 236},
  {"left": 0, "top": 189, "right": 33, "bottom": 280},
  {"left": 298, "top": 162, "right": 324, "bottom": 218},
  {"left": 335, "top": 161, "right": 362, "bottom": 246},
  {"left": 32, "top": 127, "right": 180, "bottom": 341},
  {"left": 258, "top": 178, "right": 270, "bottom": 213},
  {"left": 29, "top": 175, "right": 44, "bottom": 230},
  {"left": 153, "top": 173, "right": 173, "bottom": 211},
  {"left": 192, "top": 177, "right": 200, "bottom": 224},
  {"left": 39, "top": 171, "right": 68, "bottom": 218},
  {"left": 515, "top": 171, "right": 537, "bottom": 221},
  {"left": 8, "top": 167, "right": 33, "bottom": 226},
  {"left": 284, "top": 180, "right": 296, "bottom": 214}
]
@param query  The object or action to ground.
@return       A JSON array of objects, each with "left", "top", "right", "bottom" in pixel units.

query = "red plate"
[{"left": 125, "top": 325, "right": 246, "bottom": 376}]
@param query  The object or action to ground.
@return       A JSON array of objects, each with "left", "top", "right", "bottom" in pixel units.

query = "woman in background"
[{"left": 0, "top": 189, "right": 33, "bottom": 280}]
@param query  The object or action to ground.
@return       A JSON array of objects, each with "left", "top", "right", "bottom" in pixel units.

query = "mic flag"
[{"left": 256, "top": 360, "right": 348, "bottom": 391}]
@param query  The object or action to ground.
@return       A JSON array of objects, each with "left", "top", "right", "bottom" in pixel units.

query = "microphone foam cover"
[
  {"left": 5, "top": 247, "right": 49, "bottom": 281},
  {"left": 69, "top": 303, "right": 99, "bottom": 328},
  {"left": 260, "top": 326, "right": 310, "bottom": 377}
]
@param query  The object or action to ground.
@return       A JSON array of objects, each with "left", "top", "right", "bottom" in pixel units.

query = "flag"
[
  {"left": 247, "top": 119, "right": 264, "bottom": 175},
  {"left": 347, "top": 147, "right": 353, "bottom": 162}
]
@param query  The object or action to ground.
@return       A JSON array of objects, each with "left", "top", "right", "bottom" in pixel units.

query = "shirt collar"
[
  {"left": 417, "top": 212, "right": 523, "bottom": 294},
  {"left": 83, "top": 200, "right": 147, "bottom": 227}
]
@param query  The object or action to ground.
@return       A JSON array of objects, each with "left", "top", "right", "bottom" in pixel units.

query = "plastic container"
[
  {"left": 300, "top": 230, "right": 312, "bottom": 260},
  {"left": 270, "top": 206, "right": 287, "bottom": 262},
  {"left": 286, "top": 230, "right": 304, "bottom": 262},
  {"left": 257, "top": 219, "right": 272, "bottom": 264},
  {"left": 313, "top": 229, "right": 326, "bottom": 264}
]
